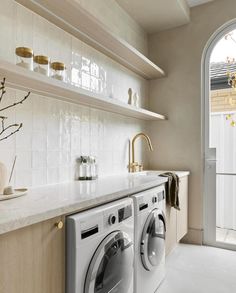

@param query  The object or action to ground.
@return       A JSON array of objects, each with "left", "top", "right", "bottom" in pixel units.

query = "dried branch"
[
  {"left": 0, "top": 78, "right": 6, "bottom": 103},
  {"left": 0, "top": 77, "right": 30, "bottom": 142},
  {"left": 0, "top": 91, "right": 30, "bottom": 112},
  {"left": 0, "top": 123, "right": 22, "bottom": 142},
  {"left": 0, "top": 122, "right": 20, "bottom": 136}
]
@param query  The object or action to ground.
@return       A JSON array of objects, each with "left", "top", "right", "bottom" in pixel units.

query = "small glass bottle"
[
  {"left": 90, "top": 156, "right": 98, "bottom": 180},
  {"left": 86, "top": 156, "right": 92, "bottom": 180},
  {"left": 78, "top": 156, "right": 86, "bottom": 180},
  {"left": 34, "top": 55, "right": 50, "bottom": 76},
  {"left": 51, "top": 62, "right": 67, "bottom": 82},
  {"left": 15, "top": 47, "right": 33, "bottom": 70}
]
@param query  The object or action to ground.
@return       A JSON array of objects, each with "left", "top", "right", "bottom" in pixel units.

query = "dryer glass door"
[
  {"left": 84, "top": 231, "right": 133, "bottom": 293},
  {"left": 141, "top": 209, "right": 166, "bottom": 271}
]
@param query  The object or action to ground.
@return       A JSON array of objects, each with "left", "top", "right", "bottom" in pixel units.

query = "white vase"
[{"left": 0, "top": 161, "right": 7, "bottom": 194}]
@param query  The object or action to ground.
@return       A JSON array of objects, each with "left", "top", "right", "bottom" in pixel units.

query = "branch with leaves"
[{"left": 0, "top": 78, "right": 30, "bottom": 142}]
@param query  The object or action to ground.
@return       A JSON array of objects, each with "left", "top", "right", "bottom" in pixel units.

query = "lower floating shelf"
[{"left": 0, "top": 60, "right": 166, "bottom": 121}]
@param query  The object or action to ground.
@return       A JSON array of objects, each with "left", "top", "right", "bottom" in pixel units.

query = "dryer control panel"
[{"left": 134, "top": 185, "right": 166, "bottom": 213}]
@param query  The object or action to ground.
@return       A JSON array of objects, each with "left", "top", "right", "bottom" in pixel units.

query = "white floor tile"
[
  {"left": 225, "top": 229, "right": 236, "bottom": 244},
  {"left": 157, "top": 244, "right": 236, "bottom": 293}
]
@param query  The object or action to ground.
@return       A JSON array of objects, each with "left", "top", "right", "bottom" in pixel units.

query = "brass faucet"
[{"left": 129, "top": 132, "right": 153, "bottom": 173}]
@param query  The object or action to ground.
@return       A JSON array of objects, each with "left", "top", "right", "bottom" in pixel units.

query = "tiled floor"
[
  {"left": 216, "top": 227, "right": 236, "bottom": 244},
  {"left": 157, "top": 244, "right": 236, "bottom": 293}
]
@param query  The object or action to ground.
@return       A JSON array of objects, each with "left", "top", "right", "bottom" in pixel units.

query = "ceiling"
[{"left": 116, "top": 0, "right": 216, "bottom": 33}]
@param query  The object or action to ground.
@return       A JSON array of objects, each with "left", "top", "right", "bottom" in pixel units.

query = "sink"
[
  {"left": 130, "top": 170, "right": 190, "bottom": 178},
  {"left": 130, "top": 171, "right": 161, "bottom": 176}
]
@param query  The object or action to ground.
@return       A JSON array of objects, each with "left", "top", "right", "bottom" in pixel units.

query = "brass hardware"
[
  {"left": 128, "top": 132, "right": 153, "bottom": 173},
  {"left": 34, "top": 55, "right": 50, "bottom": 65},
  {"left": 51, "top": 62, "right": 66, "bottom": 71},
  {"left": 139, "top": 164, "right": 143, "bottom": 172},
  {"left": 55, "top": 221, "right": 63, "bottom": 229},
  {"left": 129, "top": 162, "right": 139, "bottom": 173},
  {"left": 15, "top": 47, "right": 33, "bottom": 58}
]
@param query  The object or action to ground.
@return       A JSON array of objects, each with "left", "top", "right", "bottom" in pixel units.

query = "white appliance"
[
  {"left": 132, "top": 185, "right": 166, "bottom": 293},
  {"left": 66, "top": 197, "right": 134, "bottom": 293}
]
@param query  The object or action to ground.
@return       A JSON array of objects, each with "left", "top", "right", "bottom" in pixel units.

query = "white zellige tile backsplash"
[
  {"left": 0, "top": 0, "right": 150, "bottom": 188},
  {"left": 0, "top": 90, "right": 148, "bottom": 187}
]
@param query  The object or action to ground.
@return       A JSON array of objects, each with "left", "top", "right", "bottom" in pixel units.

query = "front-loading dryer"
[
  {"left": 132, "top": 185, "right": 166, "bottom": 293},
  {"left": 66, "top": 197, "right": 134, "bottom": 293}
]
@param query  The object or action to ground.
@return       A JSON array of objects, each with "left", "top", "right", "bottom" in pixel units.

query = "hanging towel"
[{"left": 159, "top": 172, "right": 180, "bottom": 210}]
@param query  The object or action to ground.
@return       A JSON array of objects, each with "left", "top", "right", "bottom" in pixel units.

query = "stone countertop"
[{"left": 0, "top": 174, "right": 168, "bottom": 235}]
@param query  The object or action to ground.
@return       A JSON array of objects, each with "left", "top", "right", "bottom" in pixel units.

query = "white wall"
[
  {"left": 148, "top": 0, "right": 236, "bottom": 243},
  {"left": 0, "top": 0, "right": 149, "bottom": 187}
]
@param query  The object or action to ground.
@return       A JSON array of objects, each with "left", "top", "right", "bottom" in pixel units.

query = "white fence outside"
[{"left": 210, "top": 111, "right": 236, "bottom": 230}]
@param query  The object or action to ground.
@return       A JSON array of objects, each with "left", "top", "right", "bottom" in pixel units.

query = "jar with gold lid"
[
  {"left": 34, "top": 55, "right": 50, "bottom": 76},
  {"left": 51, "top": 62, "right": 67, "bottom": 82},
  {"left": 15, "top": 47, "right": 33, "bottom": 70}
]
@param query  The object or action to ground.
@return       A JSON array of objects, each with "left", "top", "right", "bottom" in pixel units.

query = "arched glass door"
[{"left": 203, "top": 19, "right": 236, "bottom": 250}]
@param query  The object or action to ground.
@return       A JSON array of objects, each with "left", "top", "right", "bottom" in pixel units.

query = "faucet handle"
[
  {"left": 138, "top": 164, "right": 143, "bottom": 172},
  {"left": 129, "top": 162, "right": 139, "bottom": 173}
]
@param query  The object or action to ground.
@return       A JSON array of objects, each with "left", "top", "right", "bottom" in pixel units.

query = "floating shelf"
[
  {"left": 0, "top": 60, "right": 166, "bottom": 121},
  {"left": 16, "top": 0, "right": 165, "bottom": 80}
]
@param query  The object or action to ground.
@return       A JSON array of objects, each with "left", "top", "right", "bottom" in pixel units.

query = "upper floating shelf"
[
  {"left": 0, "top": 60, "right": 166, "bottom": 121},
  {"left": 16, "top": 0, "right": 165, "bottom": 80}
]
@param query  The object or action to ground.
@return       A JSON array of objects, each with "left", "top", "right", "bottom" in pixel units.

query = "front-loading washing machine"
[
  {"left": 66, "top": 197, "right": 134, "bottom": 293},
  {"left": 132, "top": 185, "right": 166, "bottom": 293}
]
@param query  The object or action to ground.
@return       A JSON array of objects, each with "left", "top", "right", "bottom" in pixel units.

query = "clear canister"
[
  {"left": 34, "top": 55, "right": 50, "bottom": 76},
  {"left": 51, "top": 62, "right": 67, "bottom": 82},
  {"left": 90, "top": 156, "right": 98, "bottom": 179},
  {"left": 15, "top": 47, "right": 33, "bottom": 70}
]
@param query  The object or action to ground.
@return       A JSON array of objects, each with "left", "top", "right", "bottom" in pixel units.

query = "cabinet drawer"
[{"left": 0, "top": 216, "right": 65, "bottom": 293}]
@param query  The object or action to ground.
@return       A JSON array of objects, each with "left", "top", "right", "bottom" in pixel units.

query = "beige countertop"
[
  {"left": 0, "top": 170, "right": 189, "bottom": 235},
  {"left": 0, "top": 173, "right": 168, "bottom": 235}
]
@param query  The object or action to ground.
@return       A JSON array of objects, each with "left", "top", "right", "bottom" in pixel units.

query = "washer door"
[
  {"left": 84, "top": 231, "right": 133, "bottom": 293},
  {"left": 140, "top": 209, "right": 166, "bottom": 271}
]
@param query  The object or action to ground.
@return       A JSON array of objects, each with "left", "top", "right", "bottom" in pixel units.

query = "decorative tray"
[{"left": 0, "top": 188, "right": 28, "bottom": 201}]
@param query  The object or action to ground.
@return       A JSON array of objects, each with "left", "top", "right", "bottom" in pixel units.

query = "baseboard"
[{"left": 181, "top": 228, "right": 203, "bottom": 245}]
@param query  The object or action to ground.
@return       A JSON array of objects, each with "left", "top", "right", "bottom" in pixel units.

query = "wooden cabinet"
[
  {"left": 165, "top": 203, "right": 177, "bottom": 255},
  {"left": 177, "top": 176, "right": 188, "bottom": 242},
  {"left": 165, "top": 176, "right": 188, "bottom": 255},
  {"left": 0, "top": 216, "right": 65, "bottom": 293}
]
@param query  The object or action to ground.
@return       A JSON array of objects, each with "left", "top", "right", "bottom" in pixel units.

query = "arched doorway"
[{"left": 202, "top": 19, "right": 236, "bottom": 250}]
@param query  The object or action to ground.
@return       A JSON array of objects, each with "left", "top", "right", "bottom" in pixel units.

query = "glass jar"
[
  {"left": 78, "top": 156, "right": 86, "bottom": 180},
  {"left": 51, "top": 62, "right": 66, "bottom": 82},
  {"left": 90, "top": 156, "right": 98, "bottom": 179},
  {"left": 78, "top": 156, "right": 92, "bottom": 180},
  {"left": 34, "top": 55, "right": 50, "bottom": 76},
  {"left": 15, "top": 47, "right": 33, "bottom": 70}
]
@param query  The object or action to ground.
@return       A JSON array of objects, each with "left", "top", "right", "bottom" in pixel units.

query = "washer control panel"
[
  {"left": 118, "top": 204, "right": 132, "bottom": 222},
  {"left": 108, "top": 214, "right": 116, "bottom": 225},
  {"left": 152, "top": 196, "right": 158, "bottom": 203}
]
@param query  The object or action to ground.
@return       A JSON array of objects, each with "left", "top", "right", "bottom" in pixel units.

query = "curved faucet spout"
[{"left": 130, "top": 132, "right": 153, "bottom": 172}]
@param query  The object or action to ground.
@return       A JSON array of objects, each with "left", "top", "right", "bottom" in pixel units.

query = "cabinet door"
[
  {"left": 177, "top": 176, "right": 188, "bottom": 241},
  {"left": 0, "top": 216, "right": 65, "bottom": 293},
  {"left": 165, "top": 204, "right": 177, "bottom": 256}
]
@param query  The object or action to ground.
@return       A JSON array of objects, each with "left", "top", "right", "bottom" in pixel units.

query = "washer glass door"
[
  {"left": 141, "top": 209, "right": 166, "bottom": 271},
  {"left": 84, "top": 231, "right": 133, "bottom": 293}
]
